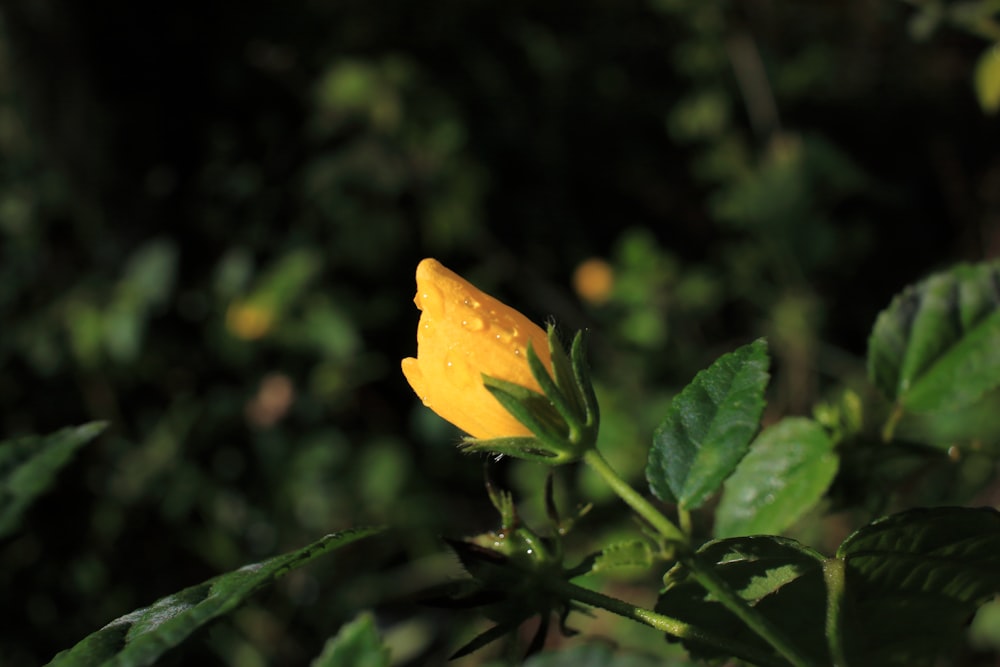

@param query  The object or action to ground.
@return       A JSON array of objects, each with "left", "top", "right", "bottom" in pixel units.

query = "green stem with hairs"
[
  {"left": 582, "top": 448, "right": 822, "bottom": 667},
  {"left": 581, "top": 449, "right": 686, "bottom": 544},
  {"left": 545, "top": 577, "right": 788, "bottom": 667},
  {"left": 823, "top": 557, "right": 851, "bottom": 667}
]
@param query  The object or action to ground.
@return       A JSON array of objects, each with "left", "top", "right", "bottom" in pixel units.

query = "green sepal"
[
  {"left": 476, "top": 327, "right": 600, "bottom": 464},
  {"left": 546, "top": 325, "right": 587, "bottom": 422},
  {"left": 570, "top": 330, "right": 600, "bottom": 429},
  {"left": 482, "top": 377, "right": 570, "bottom": 443},
  {"left": 460, "top": 436, "right": 570, "bottom": 463},
  {"left": 449, "top": 620, "right": 526, "bottom": 660},
  {"left": 527, "top": 340, "right": 580, "bottom": 437}
]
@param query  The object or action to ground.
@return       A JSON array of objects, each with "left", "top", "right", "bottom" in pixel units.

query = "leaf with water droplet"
[{"left": 46, "top": 527, "right": 384, "bottom": 667}]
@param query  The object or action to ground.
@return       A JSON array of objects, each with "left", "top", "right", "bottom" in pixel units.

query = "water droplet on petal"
[
  {"left": 462, "top": 316, "right": 485, "bottom": 331},
  {"left": 416, "top": 283, "right": 445, "bottom": 314}
]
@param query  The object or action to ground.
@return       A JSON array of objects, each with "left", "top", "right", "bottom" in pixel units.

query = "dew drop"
[
  {"left": 416, "top": 284, "right": 445, "bottom": 314},
  {"left": 462, "top": 316, "right": 485, "bottom": 331}
]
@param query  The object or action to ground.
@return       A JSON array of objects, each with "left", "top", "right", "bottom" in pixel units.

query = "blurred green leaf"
[
  {"left": 519, "top": 643, "right": 668, "bottom": 666},
  {"left": 715, "top": 418, "right": 838, "bottom": 538},
  {"left": 837, "top": 507, "right": 1000, "bottom": 666},
  {"left": 310, "top": 612, "right": 389, "bottom": 667},
  {"left": 656, "top": 536, "right": 827, "bottom": 664},
  {"left": 969, "top": 598, "right": 1000, "bottom": 652},
  {"left": 667, "top": 88, "right": 731, "bottom": 142},
  {"left": 46, "top": 527, "right": 384, "bottom": 667},
  {"left": 117, "top": 239, "right": 177, "bottom": 309},
  {"left": 0, "top": 422, "right": 107, "bottom": 539},
  {"left": 975, "top": 44, "right": 1000, "bottom": 114},
  {"left": 646, "top": 339, "right": 770, "bottom": 509},
  {"left": 867, "top": 260, "right": 1000, "bottom": 413}
]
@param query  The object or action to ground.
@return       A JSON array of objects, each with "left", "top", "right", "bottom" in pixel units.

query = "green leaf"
[
  {"left": 46, "top": 526, "right": 384, "bottom": 667},
  {"left": 974, "top": 44, "right": 1000, "bottom": 114},
  {"left": 656, "top": 536, "right": 827, "bottom": 665},
  {"left": 714, "top": 418, "right": 838, "bottom": 538},
  {"left": 868, "top": 260, "right": 1000, "bottom": 413},
  {"left": 646, "top": 339, "right": 770, "bottom": 509},
  {"left": 311, "top": 612, "right": 390, "bottom": 667},
  {"left": 0, "top": 422, "right": 107, "bottom": 539},
  {"left": 589, "top": 539, "right": 654, "bottom": 574},
  {"left": 836, "top": 507, "right": 1000, "bottom": 666}
]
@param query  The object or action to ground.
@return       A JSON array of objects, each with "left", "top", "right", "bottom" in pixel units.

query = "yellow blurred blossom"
[
  {"left": 402, "top": 258, "right": 553, "bottom": 439},
  {"left": 572, "top": 258, "right": 614, "bottom": 306},
  {"left": 226, "top": 301, "right": 274, "bottom": 340}
]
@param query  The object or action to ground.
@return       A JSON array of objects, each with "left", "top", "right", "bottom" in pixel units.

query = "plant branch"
[
  {"left": 823, "top": 557, "right": 851, "bottom": 667},
  {"left": 582, "top": 447, "right": 822, "bottom": 667},
  {"left": 680, "top": 552, "right": 822, "bottom": 667},
  {"left": 581, "top": 449, "right": 687, "bottom": 544},
  {"left": 545, "top": 577, "right": 788, "bottom": 667}
]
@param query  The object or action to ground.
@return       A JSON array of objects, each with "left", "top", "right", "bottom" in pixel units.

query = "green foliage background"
[{"left": 1, "top": 0, "right": 998, "bottom": 665}]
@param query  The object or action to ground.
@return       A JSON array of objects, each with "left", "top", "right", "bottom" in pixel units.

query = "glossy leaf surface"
[
  {"left": 837, "top": 507, "right": 1000, "bottom": 666},
  {"left": 47, "top": 527, "right": 384, "bottom": 667},
  {"left": 656, "top": 536, "right": 827, "bottom": 665},
  {"left": 714, "top": 418, "right": 838, "bottom": 538},
  {"left": 646, "top": 339, "right": 769, "bottom": 509},
  {"left": 868, "top": 261, "right": 1000, "bottom": 412}
]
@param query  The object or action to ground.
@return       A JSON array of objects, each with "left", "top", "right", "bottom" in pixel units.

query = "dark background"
[{"left": 1, "top": 0, "right": 998, "bottom": 665}]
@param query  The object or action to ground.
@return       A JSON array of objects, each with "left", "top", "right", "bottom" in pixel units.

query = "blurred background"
[{"left": 1, "top": 0, "right": 999, "bottom": 665}]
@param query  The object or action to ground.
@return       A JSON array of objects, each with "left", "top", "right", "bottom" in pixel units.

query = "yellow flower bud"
[{"left": 402, "top": 258, "right": 553, "bottom": 439}]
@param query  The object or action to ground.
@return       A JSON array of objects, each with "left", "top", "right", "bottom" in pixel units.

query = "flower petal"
[{"left": 403, "top": 258, "right": 553, "bottom": 439}]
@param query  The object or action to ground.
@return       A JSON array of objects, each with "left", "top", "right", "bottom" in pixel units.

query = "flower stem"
[
  {"left": 823, "top": 557, "right": 851, "bottom": 667},
  {"left": 581, "top": 448, "right": 821, "bottom": 667},
  {"left": 545, "top": 577, "right": 788, "bottom": 667},
  {"left": 678, "top": 507, "right": 693, "bottom": 537},
  {"left": 679, "top": 552, "right": 821, "bottom": 667},
  {"left": 581, "top": 449, "right": 686, "bottom": 544}
]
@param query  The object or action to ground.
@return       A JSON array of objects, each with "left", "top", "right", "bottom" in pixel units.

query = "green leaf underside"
[
  {"left": 646, "top": 339, "right": 770, "bottom": 509},
  {"left": 46, "top": 526, "right": 384, "bottom": 667},
  {"left": 837, "top": 507, "right": 1000, "bottom": 666},
  {"left": 656, "top": 536, "right": 827, "bottom": 665},
  {"left": 868, "top": 261, "right": 1000, "bottom": 412},
  {"left": 0, "top": 422, "right": 108, "bottom": 539},
  {"left": 714, "top": 418, "right": 838, "bottom": 538},
  {"left": 310, "top": 612, "right": 390, "bottom": 667}
]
